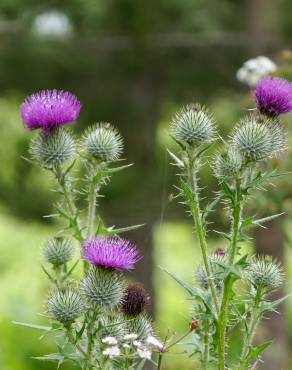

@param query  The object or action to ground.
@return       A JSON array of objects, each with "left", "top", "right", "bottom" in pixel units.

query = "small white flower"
[
  {"left": 137, "top": 347, "right": 152, "bottom": 360},
  {"left": 102, "top": 336, "right": 118, "bottom": 345},
  {"left": 123, "top": 333, "right": 138, "bottom": 340},
  {"left": 102, "top": 346, "right": 120, "bottom": 358},
  {"left": 133, "top": 340, "right": 142, "bottom": 347},
  {"left": 123, "top": 343, "right": 131, "bottom": 349},
  {"left": 146, "top": 335, "right": 163, "bottom": 349},
  {"left": 236, "top": 56, "right": 277, "bottom": 87}
]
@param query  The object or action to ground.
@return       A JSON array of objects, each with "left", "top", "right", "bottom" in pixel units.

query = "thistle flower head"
[
  {"left": 30, "top": 129, "right": 76, "bottom": 168},
  {"left": 213, "top": 147, "right": 242, "bottom": 180},
  {"left": 122, "top": 283, "right": 149, "bottom": 316},
  {"left": 170, "top": 103, "right": 217, "bottom": 144},
  {"left": 43, "top": 237, "right": 74, "bottom": 266},
  {"left": 196, "top": 253, "right": 227, "bottom": 290},
  {"left": 246, "top": 256, "right": 284, "bottom": 291},
  {"left": 21, "top": 89, "right": 81, "bottom": 133},
  {"left": 81, "top": 267, "right": 124, "bottom": 309},
  {"left": 47, "top": 288, "right": 85, "bottom": 324},
  {"left": 126, "top": 314, "right": 153, "bottom": 340},
  {"left": 255, "top": 77, "right": 292, "bottom": 116},
  {"left": 83, "top": 237, "right": 142, "bottom": 271},
  {"left": 83, "top": 123, "right": 123, "bottom": 161},
  {"left": 231, "top": 115, "right": 286, "bottom": 161}
]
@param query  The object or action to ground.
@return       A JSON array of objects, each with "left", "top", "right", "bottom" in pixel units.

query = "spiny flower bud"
[
  {"left": 81, "top": 267, "right": 124, "bottom": 309},
  {"left": 196, "top": 253, "right": 226, "bottom": 290},
  {"left": 170, "top": 103, "right": 217, "bottom": 144},
  {"left": 122, "top": 283, "right": 149, "bottom": 316},
  {"left": 213, "top": 147, "right": 242, "bottom": 180},
  {"left": 126, "top": 314, "right": 153, "bottom": 340},
  {"left": 83, "top": 123, "right": 123, "bottom": 161},
  {"left": 47, "top": 288, "right": 85, "bottom": 324},
  {"left": 231, "top": 116, "right": 286, "bottom": 161},
  {"left": 246, "top": 256, "right": 284, "bottom": 291},
  {"left": 43, "top": 237, "right": 74, "bottom": 266},
  {"left": 30, "top": 128, "right": 76, "bottom": 168},
  {"left": 101, "top": 314, "right": 127, "bottom": 340}
]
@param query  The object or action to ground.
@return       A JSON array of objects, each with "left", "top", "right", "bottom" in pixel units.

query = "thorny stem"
[
  {"left": 237, "top": 288, "right": 263, "bottom": 370},
  {"left": 218, "top": 176, "right": 242, "bottom": 370},
  {"left": 53, "top": 166, "right": 83, "bottom": 242},
  {"left": 203, "top": 321, "right": 210, "bottom": 369},
  {"left": 86, "top": 162, "right": 103, "bottom": 238},
  {"left": 186, "top": 152, "right": 220, "bottom": 315},
  {"left": 66, "top": 324, "right": 89, "bottom": 360}
]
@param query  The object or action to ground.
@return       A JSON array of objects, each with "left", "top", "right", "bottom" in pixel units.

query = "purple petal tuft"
[
  {"left": 83, "top": 237, "right": 142, "bottom": 270},
  {"left": 21, "top": 89, "right": 82, "bottom": 133},
  {"left": 255, "top": 77, "right": 292, "bottom": 116}
]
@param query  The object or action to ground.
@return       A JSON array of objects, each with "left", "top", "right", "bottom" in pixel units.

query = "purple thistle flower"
[
  {"left": 21, "top": 89, "right": 82, "bottom": 133},
  {"left": 83, "top": 237, "right": 142, "bottom": 270},
  {"left": 254, "top": 77, "right": 292, "bottom": 116}
]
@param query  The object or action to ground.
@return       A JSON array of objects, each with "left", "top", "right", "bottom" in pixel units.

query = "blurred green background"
[{"left": 1, "top": 1, "right": 292, "bottom": 369}]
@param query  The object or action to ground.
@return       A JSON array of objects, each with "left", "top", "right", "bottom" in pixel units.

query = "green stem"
[
  {"left": 187, "top": 154, "right": 220, "bottom": 315},
  {"left": 87, "top": 178, "right": 98, "bottom": 238},
  {"left": 203, "top": 321, "right": 210, "bottom": 369},
  {"left": 66, "top": 325, "right": 89, "bottom": 359},
  {"left": 237, "top": 288, "right": 263, "bottom": 370},
  {"left": 218, "top": 177, "right": 242, "bottom": 370},
  {"left": 54, "top": 167, "right": 83, "bottom": 242},
  {"left": 157, "top": 353, "right": 163, "bottom": 370}
]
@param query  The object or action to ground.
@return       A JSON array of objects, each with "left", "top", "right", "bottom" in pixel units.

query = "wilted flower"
[
  {"left": 81, "top": 268, "right": 124, "bottom": 309},
  {"left": 137, "top": 347, "right": 152, "bottom": 360},
  {"left": 21, "top": 89, "right": 81, "bottom": 133},
  {"left": 43, "top": 237, "right": 74, "bottom": 266},
  {"left": 83, "top": 237, "right": 142, "bottom": 271},
  {"left": 102, "top": 336, "right": 118, "bottom": 345},
  {"left": 102, "top": 346, "right": 120, "bottom": 358},
  {"left": 47, "top": 288, "right": 84, "bottom": 324},
  {"left": 83, "top": 123, "right": 123, "bottom": 161},
  {"left": 255, "top": 77, "right": 292, "bottom": 116},
  {"left": 122, "top": 283, "right": 149, "bottom": 316},
  {"left": 236, "top": 56, "right": 277, "bottom": 87},
  {"left": 170, "top": 103, "right": 217, "bottom": 144}
]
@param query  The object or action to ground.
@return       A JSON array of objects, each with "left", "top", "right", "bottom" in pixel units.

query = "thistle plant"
[
  {"left": 164, "top": 77, "right": 292, "bottom": 370},
  {"left": 15, "top": 89, "right": 160, "bottom": 369}
]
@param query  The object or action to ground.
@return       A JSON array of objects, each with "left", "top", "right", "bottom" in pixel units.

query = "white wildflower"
[
  {"left": 137, "top": 347, "right": 152, "bottom": 360},
  {"left": 123, "top": 343, "right": 131, "bottom": 349},
  {"left": 133, "top": 340, "right": 142, "bottom": 347},
  {"left": 146, "top": 335, "right": 163, "bottom": 349},
  {"left": 123, "top": 333, "right": 138, "bottom": 340},
  {"left": 236, "top": 56, "right": 277, "bottom": 87},
  {"left": 102, "top": 336, "right": 118, "bottom": 345},
  {"left": 102, "top": 346, "right": 120, "bottom": 358}
]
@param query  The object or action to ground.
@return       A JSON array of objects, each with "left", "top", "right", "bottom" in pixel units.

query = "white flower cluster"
[
  {"left": 101, "top": 334, "right": 164, "bottom": 362},
  {"left": 236, "top": 56, "right": 277, "bottom": 87}
]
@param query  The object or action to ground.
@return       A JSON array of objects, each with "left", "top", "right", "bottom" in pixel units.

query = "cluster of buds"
[{"left": 19, "top": 89, "right": 158, "bottom": 369}]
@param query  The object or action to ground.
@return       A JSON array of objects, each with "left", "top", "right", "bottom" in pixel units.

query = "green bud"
[
  {"left": 213, "top": 147, "right": 242, "bottom": 180},
  {"left": 125, "top": 314, "right": 153, "bottom": 340},
  {"left": 43, "top": 237, "right": 74, "bottom": 266},
  {"left": 48, "top": 288, "right": 85, "bottom": 324},
  {"left": 83, "top": 123, "right": 123, "bottom": 161},
  {"left": 170, "top": 103, "right": 217, "bottom": 144},
  {"left": 30, "top": 129, "right": 76, "bottom": 168},
  {"left": 81, "top": 268, "right": 124, "bottom": 309}
]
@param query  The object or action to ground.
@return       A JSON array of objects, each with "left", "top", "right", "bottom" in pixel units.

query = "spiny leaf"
[
  {"left": 262, "top": 293, "right": 292, "bottom": 313},
  {"left": 107, "top": 223, "right": 145, "bottom": 235},
  {"left": 245, "top": 340, "right": 272, "bottom": 363},
  {"left": 13, "top": 321, "right": 52, "bottom": 331},
  {"left": 167, "top": 148, "right": 185, "bottom": 167}
]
